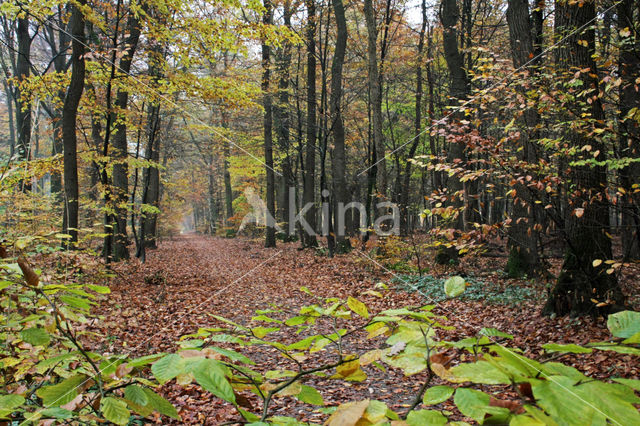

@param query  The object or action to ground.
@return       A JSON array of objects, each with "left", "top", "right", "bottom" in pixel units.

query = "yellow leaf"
[
  {"left": 325, "top": 400, "right": 370, "bottom": 426},
  {"left": 592, "top": 259, "right": 602, "bottom": 267}
]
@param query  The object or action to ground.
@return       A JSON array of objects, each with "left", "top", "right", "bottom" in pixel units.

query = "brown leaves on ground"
[{"left": 83, "top": 234, "right": 638, "bottom": 424}]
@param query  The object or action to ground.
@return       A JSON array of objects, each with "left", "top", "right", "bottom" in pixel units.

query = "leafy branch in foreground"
[
  {"left": 2, "top": 258, "right": 639, "bottom": 425},
  {"left": 151, "top": 282, "right": 640, "bottom": 425}
]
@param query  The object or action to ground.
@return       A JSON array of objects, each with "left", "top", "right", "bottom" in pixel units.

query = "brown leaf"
[
  {"left": 489, "top": 397, "right": 525, "bottom": 414},
  {"left": 17, "top": 257, "right": 39, "bottom": 287}
]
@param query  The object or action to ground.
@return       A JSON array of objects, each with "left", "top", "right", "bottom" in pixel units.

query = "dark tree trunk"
[
  {"left": 221, "top": 110, "right": 234, "bottom": 225},
  {"left": 440, "top": 0, "right": 468, "bottom": 230},
  {"left": 330, "top": 0, "right": 350, "bottom": 252},
  {"left": 15, "top": 17, "right": 32, "bottom": 190},
  {"left": 364, "top": 0, "right": 387, "bottom": 203},
  {"left": 543, "top": 0, "right": 624, "bottom": 316},
  {"left": 111, "top": 11, "right": 143, "bottom": 261},
  {"left": 61, "top": 1, "right": 86, "bottom": 246},
  {"left": 400, "top": 0, "right": 427, "bottom": 236},
  {"left": 274, "top": 2, "right": 293, "bottom": 233},
  {"left": 263, "top": 0, "right": 276, "bottom": 248},
  {"left": 617, "top": 0, "right": 640, "bottom": 260},
  {"left": 303, "top": 0, "right": 318, "bottom": 247},
  {"left": 437, "top": 0, "right": 469, "bottom": 263},
  {"left": 505, "top": 0, "right": 540, "bottom": 276}
]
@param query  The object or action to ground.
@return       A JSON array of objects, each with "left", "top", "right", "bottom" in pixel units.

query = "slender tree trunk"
[
  {"left": 221, "top": 110, "right": 234, "bottom": 225},
  {"left": 364, "top": 0, "right": 387, "bottom": 204},
  {"left": 617, "top": 0, "right": 640, "bottom": 260},
  {"left": 303, "top": 0, "right": 318, "bottom": 247},
  {"left": 111, "top": 11, "right": 143, "bottom": 261},
  {"left": 400, "top": 0, "right": 427, "bottom": 236},
  {"left": 61, "top": 1, "right": 86, "bottom": 247},
  {"left": 274, "top": 2, "right": 293, "bottom": 234},
  {"left": 505, "top": 0, "right": 540, "bottom": 276},
  {"left": 263, "top": 0, "right": 276, "bottom": 248},
  {"left": 3, "top": 80, "right": 16, "bottom": 160},
  {"left": 15, "top": 17, "right": 31, "bottom": 191},
  {"left": 329, "top": 0, "right": 350, "bottom": 252},
  {"left": 437, "top": 0, "right": 469, "bottom": 263},
  {"left": 543, "top": 0, "right": 624, "bottom": 316}
]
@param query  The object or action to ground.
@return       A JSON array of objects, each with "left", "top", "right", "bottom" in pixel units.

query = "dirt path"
[{"left": 88, "top": 234, "right": 638, "bottom": 424}]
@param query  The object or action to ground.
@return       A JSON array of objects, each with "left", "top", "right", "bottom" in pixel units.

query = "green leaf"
[
  {"left": 479, "top": 328, "right": 513, "bottom": 340},
  {"left": 347, "top": 296, "right": 369, "bottom": 318},
  {"left": 36, "top": 374, "right": 87, "bottom": 407},
  {"left": 87, "top": 284, "right": 111, "bottom": 294},
  {"left": 613, "top": 378, "right": 640, "bottom": 392},
  {"left": 20, "top": 327, "right": 51, "bottom": 346},
  {"left": 151, "top": 354, "right": 183, "bottom": 384},
  {"left": 444, "top": 276, "right": 466, "bottom": 298},
  {"left": 607, "top": 311, "right": 640, "bottom": 338},
  {"left": 59, "top": 295, "right": 93, "bottom": 311},
  {"left": 252, "top": 326, "right": 280, "bottom": 338},
  {"left": 100, "top": 397, "right": 130, "bottom": 426},
  {"left": 454, "top": 388, "right": 504, "bottom": 423},
  {"left": 0, "top": 394, "right": 25, "bottom": 410},
  {"left": 124, "top": 385, "right": 149, "bottom": 406},
  {"left": 532, "top": 376, "right": 605, "bottom": 425},
  {"left": 39, "top": 407, "right": 73, "bottom": 419},
  {"left": 542, "top": 343, "right": 592, "bottom": 354},
  {"left": 142, "top": 388, "right": 180, "bottom": 419},
  {"left": 0, "top": 280, "right": 13, "bottom": 291},
  {"left": 208, "top": 346, "right": 255, "bottom": 365},
  {"left": 423, "top": 385, "right": 454, "bottom": 405},
  {"left": 406, "top": 409, "right": 448, "bottom": 425},
  {"left": 296, "top": 385, "right": 323, "bottom": 405},
  {"left": 127, "top": 353, "right": 164, "bottom": 368},
  {"left": 449, "top": 361, "right": 511, "bottom": 384},
  {"left": 193, "top": 359, "right": 236, "bottom": 404}
]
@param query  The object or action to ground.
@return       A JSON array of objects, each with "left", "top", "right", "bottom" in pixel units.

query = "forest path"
[{"left": 94, "top": 233, "right": 399, "bottom": 355}]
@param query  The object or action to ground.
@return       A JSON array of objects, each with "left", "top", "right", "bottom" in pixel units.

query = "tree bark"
[
  {"left": 303, "top": 0, "right": 318, "bottom": 247},
  {"left": 364, "top": 0, "right": 387, "bottom": 204},
  {"left": 15, "top": 17, "right": 31, "bottom": 190},
  {"left": 543, "top": 0, "right": 624, "bottom": 316},
  {"left": 617, "top": 0, "right": 640, "bottom": 260},
  {"left": 330, "top": 0, "right": 350, "bottom": 252},
  {"left": 61, "top": 1, "right": 86, "bottom": 246},
  {"left": 111, "top": 10, "right": 143, "bottom": 261},
  {"left": 505, "top": 0, "right": 540, "bottom": 276},
  {"left": 400, "top": 0, "right": 427, "bottom": 236},
  {"left": 263, "top": 0, "right": 277, "bottom": 248}
]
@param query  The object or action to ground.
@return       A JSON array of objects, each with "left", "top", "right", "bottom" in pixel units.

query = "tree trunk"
[
  {"left": 364, "top": 0, "right": 387, "bottom": 204},
  {"left": 303, "top": 0, "right": 318, "bottom": 247},
  {"left": 505, "top": 0, "right": 540, "bottom": 276},
  {"left": 437, "top": 0, "right": 469, "bottom": 263},
  {"left": 111, "top": 11, "right": 143, "bottom": 261},
  {"left": 543, "top": 0, "right": 624, "bottom": 316},
  {"left": 61, "top": 1, "right": 86, "bottom": 247},
  {"left": 400, "top": 0, "right": 427, "bottom": 236},
  {"left": 329, "top": 0, "right": 350, "bottom": 252},
  {"left": 15, "top": 17, "right": 32, "bottom": 190},
  {"left": 263, "top": 0, "right": 276, "bottom": 248},
  {"left": 617, "top": 0, "right": 640, "bottom": 260}
]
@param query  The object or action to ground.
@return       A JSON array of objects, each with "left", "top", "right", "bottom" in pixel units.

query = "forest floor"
[{"left": 87, "top": 234, "right": 640, "bottom": 424}]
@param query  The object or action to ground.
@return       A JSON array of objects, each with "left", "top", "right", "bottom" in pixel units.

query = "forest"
[{"left": 1, "top": 0, "right": 640, "bottom": 424}]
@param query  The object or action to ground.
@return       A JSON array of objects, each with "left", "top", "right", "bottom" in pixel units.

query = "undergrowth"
[{"left": 394, "top": 274, "right": 540, "bottom": 306}]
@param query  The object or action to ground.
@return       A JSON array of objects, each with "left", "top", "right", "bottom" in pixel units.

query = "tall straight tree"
[
  {"left": 303, "top": 0, "right": 318, "bottom": 247},
  {"left": 111, "top": 7, "right": 143, "bottom": 261},
  {"left": 330, "top": 0, "right": 349, "bottom": 252},
  {"left": 400, "top": 0, "right": 427, "bottom": 236},
  {"left": 61, "top": 0, "right": 86, "bottom": 246},
  {"left": 505, "top": 0, "right": 540, "bottom": 276},
  {"left": 543, "top": 0, "right": 624, "bottom": 315},
  {"left": 437, "top": 0, "right": 469, "bottom": 262},
  {"left": 15, "top": 16, "right": 31, "bottom": 188},
  {"left": 617, "top": 0, "right": 640, "bottom": 260},
  {"left": 262, "top": 0, "right": 276, "bottom": 248},
  {"left": 363, "top": 0, "right": 387, "bottom": 203}
]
